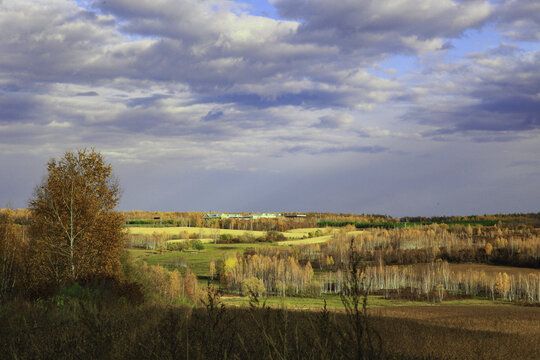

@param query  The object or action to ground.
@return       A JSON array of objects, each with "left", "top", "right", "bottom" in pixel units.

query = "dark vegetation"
[
  {"left": 216, "top": 230, "right": 287, "bottom": 244},
  {"left": 1, "top": 292, "right": 538, "bottom": 360}
]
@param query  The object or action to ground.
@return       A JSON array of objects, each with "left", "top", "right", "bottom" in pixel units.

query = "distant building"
[
  {"left": 203, "top": 212, "right": 290, "bottom": 220},
  {"left": 203, "top": 213, "right": 244, "bottom": 220},
  {"left": 249, "top": 213, "right": 281, "bottom": 219}
]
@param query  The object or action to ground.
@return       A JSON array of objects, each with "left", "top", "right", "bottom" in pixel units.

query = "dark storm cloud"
[
  {"left": 271, "top": 0, "right": 492, "bottom": 53},
  {"left": 406, "top": 51, "right": 540, "bottom": 139},
  {"left": 0, "top": 1, "right": 124, "bottom": 85},
  {"left": 493, "top": 0, "right": 540, "bottom": 41},
  {"left": 314, "top": 113, "right": 354, "bottom": 129},
  {"left": 0, "top": 93, "right": 44, "bottom": 124},
  {"left": 75, "top": 91, "right": 99, "bottom": 96},
  {"left": 322, "top": 145, "right": 387, "bottom": 154},
  {"left": 197, "top": 89, "right": 370, "bottom": 109},
  {"left": 126, "top": 94, "right": 170, "bottom": 108},
  {"left": 284, "top": 144, "right": 387, "bottom": 155},
  {"left": 202, "top": 110, "right": 224, "bottom": 122},
  {"left": 122, "top": 34, "right": 398, "bottom": 109}
]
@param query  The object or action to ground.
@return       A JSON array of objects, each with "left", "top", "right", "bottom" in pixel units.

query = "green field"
[
  {"left": 128, "top": 242, "right": 274, "bottom": 276},
  {"left": 126, "top": 226, "right": 325, "bottom": 240},
  {"left": 126, "top": 226, "right": 338, "bottom": 278}
]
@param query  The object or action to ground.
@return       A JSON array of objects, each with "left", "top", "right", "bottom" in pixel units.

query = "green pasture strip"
[
  {"left": 166, "top": 238, "right": 214, "bottom": 244},
  {"left": 125, "top": 219, "right": 176, "bottom": 225},
  {"left": 317, "top": 220, "right": 500, "bottom": 229}
]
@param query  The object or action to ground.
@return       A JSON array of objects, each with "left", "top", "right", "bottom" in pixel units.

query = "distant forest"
[{"left": 6, "top": 208, "right": 540, "bottom": 231}]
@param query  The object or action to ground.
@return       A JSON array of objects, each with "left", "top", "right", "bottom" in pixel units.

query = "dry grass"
[
  {"left": 279, "top": 235, "right": 333, "bottom": 246},
  {"left": 448, "top": 263, "right": 540, "bottom": 276}
]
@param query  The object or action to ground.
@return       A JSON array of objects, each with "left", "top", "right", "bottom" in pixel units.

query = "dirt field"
[
  {"left": 374, "top": 304, "right": 540, "bottom": 335},
  {"left": 371, "top": 304, "right": 540, "bottom": 359}
]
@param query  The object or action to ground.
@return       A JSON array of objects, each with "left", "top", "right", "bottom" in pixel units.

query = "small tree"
[
  {"left": 28, "top": 148, "right": 125, "bottom": 286},
  {"left": 339, "top": 238, "right": 382, "bottom": 360},
  {"left": 0, "top": 209, "right": 27, "bottom": 301},
  {"left": 209, "top": 260, "right": 216, "bottom": 280}
]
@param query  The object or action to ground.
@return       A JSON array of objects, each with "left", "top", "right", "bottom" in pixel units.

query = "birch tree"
[{"left": 28, "top": 148, "right": 125, "bottom": 284}]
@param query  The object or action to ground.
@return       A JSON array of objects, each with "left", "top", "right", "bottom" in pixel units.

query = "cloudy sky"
[{"left": 1, "top": 0, "right": 539, "bottom": 217}]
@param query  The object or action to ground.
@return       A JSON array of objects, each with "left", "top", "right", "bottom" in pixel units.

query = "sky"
[{"left": 0, "top": 0, "right": 539, "bottom": 217}]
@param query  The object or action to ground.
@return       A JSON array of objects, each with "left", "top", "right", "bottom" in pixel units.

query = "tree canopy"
[{"left": 28, "top": 148, "right": 125, "bottom": 286}]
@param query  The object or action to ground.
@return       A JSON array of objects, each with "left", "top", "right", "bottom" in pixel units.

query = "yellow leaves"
[
  {"left": 209, "top": 260, "right": 216, "bottom": 279},
  {"left": 242, "top": 276, "right": 265, "bottom": 296},
  {"left": 484, "top": 242, "right": 493, "bottom": 256},
  {"left": 168, "top": 269, "right": 181, "bottom": 299},
  {"left": 28, "top": 148, "right": 125, "bottom": 284},
  {"left": 495, "top": 272, "right": 510, "bottom": 297},
  {"left": 304, "top": 261, "right": 314, "bottom": 280},
  {"left": 326, "top": 255, "right": 335, "bottom": 266},
  {"left": 224, "top": 256, "right": 239, "bottom": 274},
  {"left": 465, "top": 225, "right": 473, "bottom": 237},
  {"left": 495, "top": 237, "right": 508, "bottom": 248}
]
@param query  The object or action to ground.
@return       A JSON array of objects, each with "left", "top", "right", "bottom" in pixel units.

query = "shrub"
[
  {"left": 219, "top": 234, "right": 235, "bottom": 243},
  {"left": 285, "top": 283, "right": 298, "bottom": 296},
  {"left": 167, "top": 242, "right": 187, "bottom": 251},
  {"left": 239, "top": 233, "right": 256, "bottom": 243},
  {"left": 302, "top": 281, "right": 322, "bottom": 297},
  {"left": 189, "top": 239, "right": 204, "bottom": 250},
  {"left": 242, "top": 277, "right": 266, "bottom": 296},
  {"left": 264, "top": 231, "right": 286, "bottom": 242}
]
